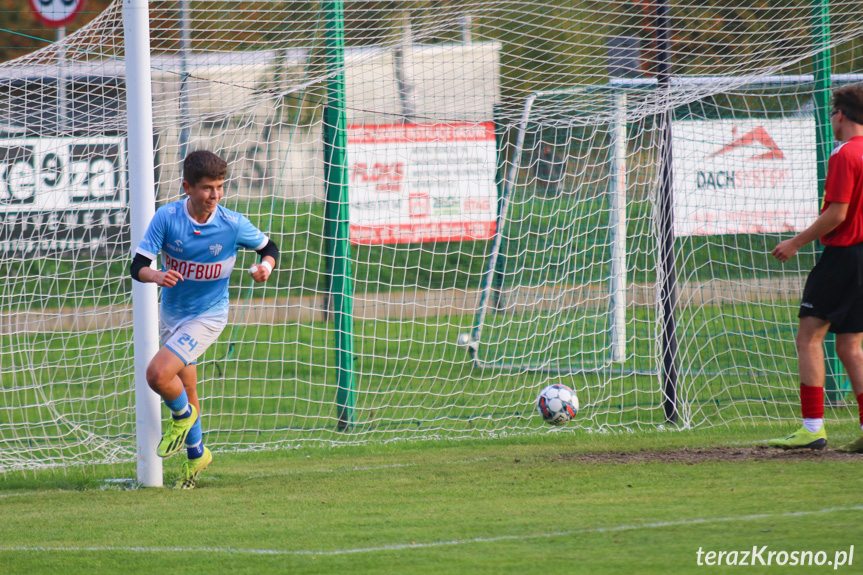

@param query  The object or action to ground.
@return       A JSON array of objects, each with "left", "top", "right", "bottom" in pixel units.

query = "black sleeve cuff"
[
  {"left": 130, "top": 253, "right": 153, "bottom": 282},
  {"left": 255, "top": 239, "right": 279, "bottom": 265}
]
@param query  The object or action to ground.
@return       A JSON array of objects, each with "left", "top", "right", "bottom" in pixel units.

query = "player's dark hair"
[
  {"left": 183, "top": 150, "right": 227, "bottom": 185},
  {"left": 832, "top": 85, "right": 863, "bottom": 125}
]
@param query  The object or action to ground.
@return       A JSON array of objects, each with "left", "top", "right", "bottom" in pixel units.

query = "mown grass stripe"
[{"left": 3, "top": 505, "right": 861, "bottom": 557}]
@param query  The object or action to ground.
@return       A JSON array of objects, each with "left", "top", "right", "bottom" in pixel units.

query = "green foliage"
[
  {"left": 5, "top": 1, "right": 863, "bottom": 110},
  {"left": 0, "top": 0, "right": 114, "bottom": 63}
]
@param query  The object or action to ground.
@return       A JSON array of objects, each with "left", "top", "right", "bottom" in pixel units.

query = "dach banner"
[{"left": 672, "top": 118, "right": 817, "bottom": 236}]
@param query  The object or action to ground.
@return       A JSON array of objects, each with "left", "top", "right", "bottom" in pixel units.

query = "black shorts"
[{"left": 799, "top": 243, "right": 863, "bottom": 333}]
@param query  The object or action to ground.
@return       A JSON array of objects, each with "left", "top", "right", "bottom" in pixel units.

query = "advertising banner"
[
  {"left": 347, "top": 123, "right": 498, "bottom": 245},
  {"left": 0, "top": 137, "right": 127, "bottom": 255},
  {"left": 672, "top": 118, "right": 817, "bottom": 236}
]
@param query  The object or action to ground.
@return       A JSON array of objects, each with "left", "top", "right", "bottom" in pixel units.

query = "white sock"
[
  {"left": 172, "top": 405, "right": 192, "bottom": 419},
  {"left": 803, "top": 418, "right": 823, "bottom": 433}
]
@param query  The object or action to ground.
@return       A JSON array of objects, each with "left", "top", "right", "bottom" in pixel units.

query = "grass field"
[{"left": 1, "top": 424, "right": 861, "bottom": 574}]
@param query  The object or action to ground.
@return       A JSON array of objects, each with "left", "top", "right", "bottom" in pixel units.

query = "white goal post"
[
  {"left": 466, "top": 86, "right": 629, "bottom": 369},
  {"left": 124, "top": 0, "right": 162, "bottom": 488}
]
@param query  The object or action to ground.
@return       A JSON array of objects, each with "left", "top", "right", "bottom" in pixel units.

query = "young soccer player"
[
  {"left": 130, "top": 150, "right": 279, "bottom": 487},
  {"left": 769, "top": 84, "right": 863, "bottom": 451}
]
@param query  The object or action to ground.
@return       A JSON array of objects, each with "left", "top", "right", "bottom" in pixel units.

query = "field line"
[
  {"left": 0, "top": 492, "right": 42, "bottom": 500},
  {"left": 2, "top": 505, "right": 861, "bottom": 556},
  {"left": 246, "top": 462, "right": 417, "bottom": 480}
]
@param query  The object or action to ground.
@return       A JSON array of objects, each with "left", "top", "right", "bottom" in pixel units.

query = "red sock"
[
  {"left": 800, "top": 384, "right": 824, "bottom": 419},
  {"left": 857, "top": 393, "right": 863, "bottom": 427}
]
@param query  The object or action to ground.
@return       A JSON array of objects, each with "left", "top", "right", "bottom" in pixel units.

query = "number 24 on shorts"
[{"left": 177, "top": 333, "right": 198, "bottom": 353}]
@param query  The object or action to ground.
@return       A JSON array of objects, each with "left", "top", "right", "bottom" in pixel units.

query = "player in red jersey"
[{"left": 769, "top": 84, "right": 863, "bottom": 450}]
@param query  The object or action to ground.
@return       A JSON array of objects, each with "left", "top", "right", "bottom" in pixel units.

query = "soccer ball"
[{"left": 536, "top": 384, "right": 578, "bottom": 426}]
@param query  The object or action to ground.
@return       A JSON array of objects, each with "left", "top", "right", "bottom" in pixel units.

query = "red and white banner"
[
  {"left": 347, "top": 122, "right": 498, "bottom": 245},
  {"left": 672, "top": 119, "right": 817, "bottom": 236}
]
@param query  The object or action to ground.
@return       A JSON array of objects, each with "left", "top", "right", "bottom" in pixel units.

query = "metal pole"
[
  {"left": 610, "top": 92, "right": 627, "bottom": 363},
  {"left": 656, "top": 0, "right": 678, "bottom": 425},
  {"left": 469, "top": 93, "right": 537, "bottom": 359},
  {"left": 458, "top": 13, "right": 472, "bottom": 45},
  {"left": 323, "top": 0, "right": 355, "bottom": 430},
  {"left": 393, "top": 11, "right": 416, "bottom": 122},
  {"left": 490, "top": 105, "right": 508, "bottom": 311},
  {"left": 178, "top": 0, "right": 191, "bottom": 163},
  {"left": 123, "top": 0, "right": 162, "bottom": 487},
  {"left": 56, "top": 26, "right": 66, "bottom": 133},
  {"left": 812, "top": 0, "right": 842, "bottom": 402}
]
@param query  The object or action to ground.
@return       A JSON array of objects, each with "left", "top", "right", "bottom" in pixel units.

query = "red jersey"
[{"left": 822, "top": 135, "right": 863, "bottom": 246}]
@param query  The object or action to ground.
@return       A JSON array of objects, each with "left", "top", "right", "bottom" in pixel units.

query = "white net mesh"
[{"left": 2, "top": 0, "right": 863, "bottom": 471}]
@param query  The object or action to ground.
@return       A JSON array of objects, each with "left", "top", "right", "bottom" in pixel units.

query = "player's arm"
[
  {"left": 771, "top": 202, "right": 848, "bottom": 263},
  {"left": 248, "top": 239, "right": 279, "bottom": 283},
  {"left": 130, "top": 253, "right": 184, "bottom": 287},
  {"left": 132, "top": 208, "right": 184, "bottom": 287}
]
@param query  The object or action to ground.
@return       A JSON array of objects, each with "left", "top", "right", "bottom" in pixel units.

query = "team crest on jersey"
[{"left": 209, "top": 243, "right": 223, "bottom": 256}]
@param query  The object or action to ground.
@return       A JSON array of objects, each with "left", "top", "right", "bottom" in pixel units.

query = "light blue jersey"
[{"left": 136, "top": 198, "right": 268, "bottom": 330}]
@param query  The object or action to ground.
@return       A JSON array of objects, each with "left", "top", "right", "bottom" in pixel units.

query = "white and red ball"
[{"left": 536, "top": 384, "right": 578, "bottom": 425}]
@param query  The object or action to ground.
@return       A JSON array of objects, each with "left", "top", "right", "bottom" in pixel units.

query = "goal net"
[{"left": 2, "top": 0, "right": 863, "bottom": 472}]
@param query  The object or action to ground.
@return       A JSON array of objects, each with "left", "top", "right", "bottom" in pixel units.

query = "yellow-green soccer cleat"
[
  {"left": 835, "top": 434, "right": 863, "bottom": 453},
  {"left": 156, "top": 404, "right": 199, "bottom": 458},
  {"left": 177, "top": 447, "right": 213, "bottom": 489},
  {"left": 767, "top": 425, "right": 827, "bottom": 450}
]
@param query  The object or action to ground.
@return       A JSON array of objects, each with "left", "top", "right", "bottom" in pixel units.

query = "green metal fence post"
[
  {"left": 323, "top": 0, "right": 355, "bottom": 430},
  {"left": 812, "top": 0, "right": 844, "bottom": 403}
]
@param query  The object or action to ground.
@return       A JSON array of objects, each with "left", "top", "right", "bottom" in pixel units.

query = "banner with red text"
[
  {"left": 347, "top": 123, "right": 498, "bottom": 245},
  {"left": 672, "top": 118, "right": 817, "bottom": 236}
]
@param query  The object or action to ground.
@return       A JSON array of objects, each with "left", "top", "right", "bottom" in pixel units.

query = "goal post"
[
  {"left": 609, "top": 91, "right": 628, "bottom": 365},
  {"left": 123, "top": 0, "right": 162, "bottom": 487},
  {"left": 468, "top": 85, "right": 629, "bottom": 374}
]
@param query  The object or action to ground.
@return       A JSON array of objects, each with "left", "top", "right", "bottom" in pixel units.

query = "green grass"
[{"left": 1, "top": 425, "right": 861, "bottom": 574}]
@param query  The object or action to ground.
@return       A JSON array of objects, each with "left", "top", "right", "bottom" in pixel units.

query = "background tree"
[{"left": 0, "top": 0, "right": 113, "bottom": 63}]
